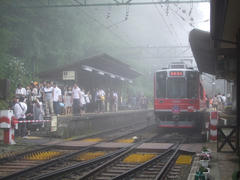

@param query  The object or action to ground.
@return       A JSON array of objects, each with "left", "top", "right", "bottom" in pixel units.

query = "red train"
[{"left": 154, "top": 62, "right": 207, "bottom": 130}]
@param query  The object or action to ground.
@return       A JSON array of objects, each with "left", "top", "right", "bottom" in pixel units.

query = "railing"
[{"left": 217, "top": 125, "right": 237, "bottom": 152}]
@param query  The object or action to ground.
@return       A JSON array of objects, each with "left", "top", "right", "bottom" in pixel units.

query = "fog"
[
  {"left": 0, "top": 1, "right": 211, "bottom": 97},
  {"left": 84, "top": 2, "right": 210, "bottom": 64}
]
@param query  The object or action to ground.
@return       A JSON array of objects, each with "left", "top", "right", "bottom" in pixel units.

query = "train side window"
[{"left": 200, "top": 83, "right": 204, "bottom": 100}]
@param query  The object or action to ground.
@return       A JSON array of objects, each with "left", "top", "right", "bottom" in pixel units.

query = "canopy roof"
[
  {"left": 189, "top": 0, "right": 240, "bottom": 80},
  {"left": 38, "top": 53, "right": 141, "bottom": 81}
]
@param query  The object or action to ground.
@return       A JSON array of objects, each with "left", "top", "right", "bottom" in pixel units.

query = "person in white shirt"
[
  {"left": 113, "top": 91, "right": 118, "bottom": 112},
  {"left": 15, "top": 84, "right": 27, "bottom": 98},
  {"left": 221, "top": 94, "right": 227, "bottom": 107},
  {"left": 85, "top": 91, "right": 91, "bottom": 113},
  {"left": 71, "top": 83, "right": 81, "bottom": 115},
  {"left": 14, "top": 97, "right": 27, "bottom": 137},
  {"left": 53, "top": 83, "right": 62, "bottom": 115},
  {"left": 44, "top": 81, "right": 54, "bottom": 116},
  {"left": 99, "top": 89, "right": 105, "bottom": 112},
  {"left": 80, "top": 89, "right": 86, "bottom": 114},
  {"left": 64, "top": 86, "right": 73, "bottom": 114},
  {"left": 217, "top": 93, "right": 223, "bottom": 111}
]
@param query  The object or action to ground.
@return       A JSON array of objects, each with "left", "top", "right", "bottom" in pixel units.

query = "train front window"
[
  {"left": 156, "top": 72, "right": 166, "bottom": 98},
  {"left": 187, "top": 71, "right": 199, "bottom": 99},
  {"left": 166, "top": 78, "right": 186, "bottom": 98}
]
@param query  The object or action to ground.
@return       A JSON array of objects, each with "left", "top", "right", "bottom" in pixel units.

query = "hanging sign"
[{"left": 63, "top": 71, "right": 75, "bottom": 80}]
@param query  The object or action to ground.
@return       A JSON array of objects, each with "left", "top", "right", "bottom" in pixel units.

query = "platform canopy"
[
  {"left": 189, "top": 29, "right": 216, "bottom": 75},
  {"left": 38, "top": 53, "right": 141, "bottom": 89},
  {"left": 189, "top": 0, "right": 239, "bottom": 80}
]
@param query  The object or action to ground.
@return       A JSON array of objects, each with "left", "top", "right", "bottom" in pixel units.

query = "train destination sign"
[
  {"left": 170, "top": 71, "right": 183, "bottom": 76},
  {"left": 63, "top": 71, "right": 75, "bottom": 80}
]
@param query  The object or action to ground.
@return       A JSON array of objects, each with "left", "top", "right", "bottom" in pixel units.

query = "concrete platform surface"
[
  {"left": 137, "top": 143, "right": 173, "bottom": 150},
  {"left": 95, "top": 142, "right": 132, "bottom": 148},
  {"left": 180, "top": 143, "right": 203, "bottom": 153},
  {"left": 56, "top": 140, "right": 97, "bottom": 147},
  {"left": 206, "top": 142, "right": 239, "bottom": 180}
]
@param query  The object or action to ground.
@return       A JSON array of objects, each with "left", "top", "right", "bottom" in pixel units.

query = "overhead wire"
[
  {"left": 73, "top": 0, "right": 134, "bottom": 46},
  {"left": 81, "top": 9, "right": 133, "bottom": 46},
  {"left": 153, "top": 0, "right": 183, "bottom": 46}
]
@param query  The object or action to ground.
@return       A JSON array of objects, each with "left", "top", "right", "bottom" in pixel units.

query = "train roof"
[
  {"left": 155, "top": 62, "right": 199, "bottom": 73},
  {"left": 155, "top": 68, "right": 199, "bottom": 73}
]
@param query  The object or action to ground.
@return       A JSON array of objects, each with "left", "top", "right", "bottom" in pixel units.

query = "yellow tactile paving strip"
[
  {"left": 81, "top": 138, "right": 103, "bottom": 142},
  {"left": 123, "top": 153, "right": 157, "bottom": 164},
  {"left": 0, "top": 152, "right": 16, "bottom": 159},
  {"left": 176, "top": 155, "right": 193, "bottom": 165},
  {"left": 24, "top": 151, "right": 63, "bottom": 161},
  {"left": 116, "top": 139, "right": 135, "bottom": 143},
  {"left": 76, "top": 151, "right": 106, "bottom": 161}
]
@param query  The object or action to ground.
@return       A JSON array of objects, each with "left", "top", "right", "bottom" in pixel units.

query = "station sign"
[
  {"left": 51, "top": 115, "right": 57, "bottom": 132},
  {"left": 63, "top": 71, "right": 75, "bottom": 80}
]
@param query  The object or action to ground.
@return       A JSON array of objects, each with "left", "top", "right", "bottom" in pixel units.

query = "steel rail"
[
  {"left": 79, "top": 140, "right": 177, "bottom": 180},
  {"left": 0, "top": 120, "right": 150, "bottom": 164},
  {"left": 31, "top": 125, "right": 156, "bottom": 180},
  {"left": 0, "top": 123, "right": 153, "bottom": 180},
  {"left": 112, "top": 143, "right": 178, "bottom": 180},
  {"left": 155, "top": 143, "right": 181, "bottom": 180},
  {"left": 0, "top": 145, "right": 55, "bottom": 164},
  {"left": 33, "top": 146, "right": 130, "bottom": 180},
  {"left": 78, "top": 134, "right": 160, "bottom": 180}
]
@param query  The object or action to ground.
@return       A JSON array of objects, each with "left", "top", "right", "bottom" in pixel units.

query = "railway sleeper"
[
  {"left": 166, "top": 175, "right": 179, "bottom": 179},
  {"left": 105, "top": 169, "right": 127, "bottom": 173},
  {"left": 135, "top": 174, "right": 156, "bottom": 178},
  {"left": 101, "top": 172, "right": 120, "bottom": 177}
]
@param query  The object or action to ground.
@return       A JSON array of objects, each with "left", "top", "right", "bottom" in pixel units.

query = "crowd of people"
[
  {"left": 10, "top": 80, "right": 149, "bottom": 136},
  {"left": 207, "top": 93, "right": 228, "bottom": 111}
]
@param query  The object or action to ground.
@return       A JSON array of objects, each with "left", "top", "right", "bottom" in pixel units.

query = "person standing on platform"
[
  {"left": 217, "top": 93, "right": 223, "bottom": 111},
  {"left": 84, "top": 90, "right": 91, "bottom": 113},
  {"left": 106, "top": 88, "right": 111, "bottom": 112},
  {"left": 206, "top": 95, "right": 210, "bottom": 108},
  {"left": 15, "top": 84, "right": 27, "bottom": 98},
  {"left": 71, "top": 83, "right": 81, "bottom": 115},
  {"left": 113, "top": 91, "right": 118, "bottom": 112},
  {"left": 99, "top": 89, "right": 105, "bottom": 112},
  {"left": 222, "top": 94, "right": 226, "bottom": 107},
  {"left": 33, "top": 98, "right": 44, "bottom": 123},
  {"left": 14, "top": 97, "right": 28, "bottom": 137},
  {"left": 64, "top": 86, "right": 72, "bottom": 115},
  {"left": 44, "top": 81, "right": 54, "bottom": 116},
  {"left": 53, "top": 82, "right": 62, "bottom": 115},
  {"left": 95, "top": 89, "right": 101, "bottom": 113},
  {"left": 212, "top": 95, "right": 218, "bottom": 111},
  {"left": 80, "top": 88, "right": 86, "bottom": 114}
]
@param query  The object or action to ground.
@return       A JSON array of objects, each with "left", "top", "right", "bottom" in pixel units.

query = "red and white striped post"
[
  {"left": 0, "top": 110, "right": 17, "bottom": 145},
  {"left": 205, "top": 113, "right": 210, "bottom": 141},
  {"left": 210, "top": 111, "right": 218, "bottom": 141}
]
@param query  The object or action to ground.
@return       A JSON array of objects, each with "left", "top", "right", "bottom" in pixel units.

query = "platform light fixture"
[
  {"left": 110, "top": 74, "right": 116, "bottom": 78},
  {"left": 97, "top": 71, "right": 104, "bottom": 75},
  {"left": 82, "top": 65, "right": 93, "bottom": 72}
]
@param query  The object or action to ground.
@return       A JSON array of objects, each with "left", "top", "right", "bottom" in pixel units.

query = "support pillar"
[{"left": 236, "top": 30, "right": 240, "bottom": 154}]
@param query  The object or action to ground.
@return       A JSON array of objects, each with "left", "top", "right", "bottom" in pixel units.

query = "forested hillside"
[{"left": 0, "top": 0, "right": 153, "bottom": 107}]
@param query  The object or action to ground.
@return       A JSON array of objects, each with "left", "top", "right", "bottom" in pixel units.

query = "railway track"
[
  {"left": 30, "top": 138, "right": 192, "bottom": 180},
  {"left": 79, "top": 143, "right": 181, "bottom": 180},
  {"left": 0, "top": 123, "right": 156, "bottom": 180}
]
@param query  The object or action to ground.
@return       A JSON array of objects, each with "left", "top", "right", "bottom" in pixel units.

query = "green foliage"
[
  {"left": 0, "top": 55, "right": 32, "bottom": 109},
  {"left": 0, "top": 0, "right": 154, "bottom": 107}
]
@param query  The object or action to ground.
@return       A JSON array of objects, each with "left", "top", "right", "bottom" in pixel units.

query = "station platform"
[
  {"left": 206, "top": 142, "right": 239, "bottom": 180},
  {"left": 1, "top": 135, "right": 239, "bottom": 180}
]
